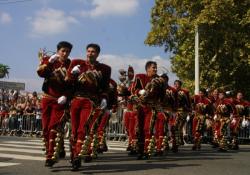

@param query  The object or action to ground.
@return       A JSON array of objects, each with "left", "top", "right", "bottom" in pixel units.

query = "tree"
[
  {"left": 145, "top": 0, "right": 250, "bottom": 98},
  {"left": 0, "top": 64, "right": 10, "bottom": 78}
]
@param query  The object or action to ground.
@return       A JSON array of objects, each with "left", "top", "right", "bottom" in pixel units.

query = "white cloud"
[
  {"left": 99, "top": 54, "right": 178, "bottom": 84},
  {"left": 0, "top": 12, "right": 12, "bottom": 24},
  {"left": 77, "top": 0, "right": 139, "bottom": 18},
  {"left": 29, "top": 8, "right": 78, "bottom": 37}
]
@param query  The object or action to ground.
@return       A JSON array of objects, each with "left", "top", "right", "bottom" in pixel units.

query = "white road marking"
[
  {"left": 0, "top": 147, "right": 43, "bottom": 154},
  {"left": 0, "top": 153, "right": 44, "bottom": 161},
  {"left": 0, "top": 162, "right": 20, "bottom": 167}
]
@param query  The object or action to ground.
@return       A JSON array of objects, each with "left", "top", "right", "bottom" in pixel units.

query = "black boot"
[
  {"left": 71, "top": 157, "right": 81, "bottom": 171},
  {"left": 45, "top": 159, "right": 56, "bottom": 167},
  {"left": 84, "top": 155, "right": 93, "bottom": 163},
  {"left": 59, "top": 150, "right": 66, "bottom": 158},
  {"left": 171, "top": 145, "right": 178, "bottom": 153}
]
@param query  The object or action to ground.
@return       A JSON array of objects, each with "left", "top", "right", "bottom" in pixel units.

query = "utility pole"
[{"left": 195, "top": 25, "right": 199, "bottom": 95}]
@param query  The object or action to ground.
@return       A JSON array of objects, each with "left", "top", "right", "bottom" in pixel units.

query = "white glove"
[
  {"left": 71, "top": 65, "right": 81, "bottom": 74},
  {"left": 231, "top": 118, "right": 236, "bottom": 125},
  {"left": 57, "top": 96, "right": 67, "bottom": 105},
  {"left": 186, "top": 115, "right": 190, "bottom": 122},
  {"left": 213, "top": 114, "right": 217, "bottom": 120},
  {"left": 100, "top": 98, "right": 107, "bottom": 110},
  {"left": 49, "top": 54, "right": 59, "bottom": 63},
  {"left": 242, "top": 118, "right": 249, "bottom": 128},
  {"left": 230, "top": 114, "right": 233, "bottom": 120},
  {"left": 139, "top": 89, "right": 146, "bottom": 95}
]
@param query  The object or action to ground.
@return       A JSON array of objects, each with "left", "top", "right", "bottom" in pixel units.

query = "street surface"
[{"left": 0, "top": 136, "right": 250, "bottom": 175}]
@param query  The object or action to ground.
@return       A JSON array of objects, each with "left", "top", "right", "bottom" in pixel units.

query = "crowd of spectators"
[{"left": 0, "top": 89, "right": 42, "bottom": 136}]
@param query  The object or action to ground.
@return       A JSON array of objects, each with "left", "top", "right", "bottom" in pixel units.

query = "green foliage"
[
  {"left": 145, "top": 0, "right": 250, "bottom": 99},
  {"left": 0, "top": 64, "right": 10, "bottom": 78}
]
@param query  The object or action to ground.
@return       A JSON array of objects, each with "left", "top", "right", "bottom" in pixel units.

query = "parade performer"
[
  {"left": 117, "top": 66, "right": 138, "bottom": 154},
  {"left": 208, "top": 88, "right": 219, "bottom": 147},
  {"left": 155, "top": 73, "right": 176, "bottom": 155},
  {"left": 96, "top": 78, "right": 118, "bottom": 154},
  {"left": 231, "top": 91, "right": 250, "bottom": 149},
  {"left": 37, "top": 41, "right": 73, "bottom": 167},
  {"left": 213, "top": 89, "right": 235, "bottom": 151},
  {"left": 130, "top": 61, "right": 165, "bottom": 159},
  {"left": 172, "top": 80, "right": 191, "bottom": 152},
  {"left": 66, "top": 43, "right": 111, "bottom": 170},
  {"left": 192, "top": 88, "right": 212, "bottom": 150}
]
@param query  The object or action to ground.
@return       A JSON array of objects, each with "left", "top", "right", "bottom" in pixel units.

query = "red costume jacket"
[
  {"left": 161, "top": 85, "right": 176, "bottom": 111},
  {"left": 193, "top": 95, "right": 212, "bottom": 115},
  {"left": 215, "top": 98, "right": 235, "bottom": 116},
  {"left": 131, "top": 74, "right": 164, "bottom": 105},
  {"left": 233, "top": 99, "right": 250, "bottom": 117},
  {"left": 175, "top": 88, "right": 191, "bottom": 112},
  {"left": 37, "top": 57, "right": 71, "bottom": 97},
  {"left": 67, "top": 59, "right": 111, "bottom": 103}
]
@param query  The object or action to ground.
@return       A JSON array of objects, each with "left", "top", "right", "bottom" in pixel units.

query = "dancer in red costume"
[
  {"left": 172, "top": 80, "right": 191, "bottom": 152},
  {"left": 213, "top": 89, "right": 235, "bottom": 151},
  {"left": 66, "top": 43, "right": 111, "bottom": 170},
  {"left": 192, "top": 88, "right": 212, "bottom": 150},
  {"left": 231, "top": 91, "right": 250, "bottom": 149},
  {"left": 155, "top": 73, "right": 176, "bottom": 155},
  {"left": 37, "top": 41, "right": 73, "bottom": 167},
  {"left": 130, "top": 61, "right": 165, "bottom": 159}
]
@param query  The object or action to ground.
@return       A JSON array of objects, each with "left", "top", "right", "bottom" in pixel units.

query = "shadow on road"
[{"left": 50, "top": 146, "right": 241, "bottom": 174}]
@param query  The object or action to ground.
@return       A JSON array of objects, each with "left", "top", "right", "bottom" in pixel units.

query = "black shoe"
[
  {"left": 143, "top": 153, "right": 150, "bottom": 160},
  {"left": 102, "top": 144, "right": 108, "bottom": 152},
  {"left": 71, "top": 158, "right": 81, "bottom": 171},
  {"left": 45, "top": 159, "right": 56, "bottom": 167},
  {"left": 126, "top": 145, "right": 132, "bottom": 151},
  {"left": 97, "top": 147, "right": 103, "bottom": 154},
  {"left": 171, "top": 146, "right": 178, "bottom": 153},
  {"left": 155, "top": 151, "right": 163, "bottom": 156},
  {"left": 59, "top": 150, "right": 66, "bottom": 158},
  {"left": 128, "top": 150, "right": 137, "bottom": 156},
  {"left": 212, "top": 143, "right": 219, "bottom": 148},
  {"left": 231, "top": 145, "right": 239, "bottom": 150},
  {"left": 137, "top": 153, "right": 144, "bottom": 160},
  {"left": 218, "top": 148, "right": 227, "bottom": 152},
  {"left": 164, "top": 145, "right": 170, "bottom": 151},
  {"left": 84, "top": 155, "right": 92, "bottom": 163}
]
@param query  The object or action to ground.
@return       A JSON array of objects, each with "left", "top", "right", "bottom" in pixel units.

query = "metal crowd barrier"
[
  {"left": 0, "top": 113, "right": 42, "bottom": 137},
  {"left": 106, "top": 107, "right": 126, "bottom": 141},
  {"left": 1, "top": 110, "right": 250, "bottom": 144}
]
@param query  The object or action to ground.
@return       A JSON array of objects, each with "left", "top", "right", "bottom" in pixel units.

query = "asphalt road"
[{"left": 0, "top": 136, "right": 250, "bottom": 175}]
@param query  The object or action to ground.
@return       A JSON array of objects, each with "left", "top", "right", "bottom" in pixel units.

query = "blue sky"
[{"left": 0, "top": 0, "right": 177, "bottom": 92}]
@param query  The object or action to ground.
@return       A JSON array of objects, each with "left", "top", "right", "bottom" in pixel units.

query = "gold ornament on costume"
[{"left": 78, "top": 70, "right": 103, "bottom": 87}]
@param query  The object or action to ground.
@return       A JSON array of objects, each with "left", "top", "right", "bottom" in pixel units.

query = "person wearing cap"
[
  {"left": 191, "top": 88, "right": 212, "bottom": 150},
  {"left": 37, "top": 41, "right": 73, "bottom": 167},
  {"left": 66, "top": 43, "right": 111, "bottom": 170}
]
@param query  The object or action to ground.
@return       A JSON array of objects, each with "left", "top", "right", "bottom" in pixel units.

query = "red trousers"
[
  {"left": 97, "top": 110, "right": 111, "bottom": 143},
  {"left": 70, "top": 97, "right": 94, "bottom": 158},
  {"left": 123, "top": 110, "right": 138, "bottom": 146},
  {"left": 41, "top": 97, "right": 66, "bottom": 159},
  {"left": 137, "top": 106, "right": 156, "bottom": 154},
  {"left": 230, "top": 117, "right": 241, "bottom": 135},
  {"left": 154, "top": 112, "right": 167, "bottom": 152}
]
